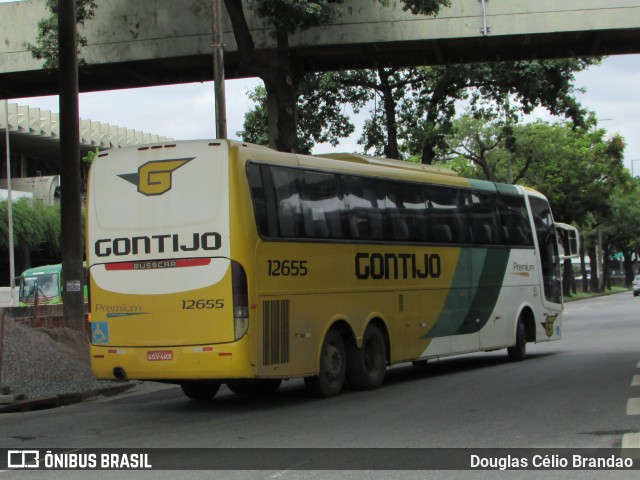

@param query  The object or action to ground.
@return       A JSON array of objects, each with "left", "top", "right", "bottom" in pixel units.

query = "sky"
[{"left": 3, "top": 0, "right": 639, "bottom": 172}]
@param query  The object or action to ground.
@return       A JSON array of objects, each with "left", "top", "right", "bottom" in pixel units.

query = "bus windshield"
[{"left": 19, "top": 273, "right": 59, "bottom": 303}]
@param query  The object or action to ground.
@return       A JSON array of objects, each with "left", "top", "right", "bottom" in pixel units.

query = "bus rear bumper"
[{"left": 90, "top": 336, "right": 254, "bottom": 381}]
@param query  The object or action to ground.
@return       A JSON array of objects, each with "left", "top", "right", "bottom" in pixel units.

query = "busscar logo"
[{"left": 118, "top": 157, "right": 194, "bottom": 196}]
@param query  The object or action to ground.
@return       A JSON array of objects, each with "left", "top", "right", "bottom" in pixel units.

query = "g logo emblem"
[{"left": 118, "top": 158, "right": 194, "bottom": 196}]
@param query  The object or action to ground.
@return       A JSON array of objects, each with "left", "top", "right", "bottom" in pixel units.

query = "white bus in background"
[
  {"left": 0, "top": 175, "right": 59, "bottom": 205},
  {"left": 0, "top": 189, "right": 33, "bottom": 201}
]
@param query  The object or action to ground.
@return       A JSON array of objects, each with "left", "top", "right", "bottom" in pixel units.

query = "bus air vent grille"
[{"left": 263, "top": 300, "right": 290, "bottom": 365}]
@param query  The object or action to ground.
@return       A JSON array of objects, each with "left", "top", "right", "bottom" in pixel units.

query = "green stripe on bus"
[
  {"left": 455, "top": 248, "right": 511, "bottom": 335},
  {"left": 423, "top": 248, "right": 511, "bottom": 338},
  {"left": 468, "top": 179, "right": 498, "bottom": 192},
  {"left": 495, "top": 183, "right": 521, "bottom": 195}
]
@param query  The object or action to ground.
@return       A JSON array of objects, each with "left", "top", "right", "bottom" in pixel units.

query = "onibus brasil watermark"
[{"left": 7, "top": 450, "right": 151, "bottom": 470}]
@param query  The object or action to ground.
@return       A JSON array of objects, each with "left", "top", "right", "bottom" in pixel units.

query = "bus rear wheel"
[
  {"left": 304, "top": 328, "right": 346, "bottom": 398},
  {"left": 227, "top": 379, "right": 282, "bottom": 396},
  {"left": 507, "top": 317, "right": 527, "bottom": 362},
  {"left": 180, "top": 380, "right": 221, "bottom": 401},
  {"left": 347, "top": 324, "right": 387, "bottom": 390}
]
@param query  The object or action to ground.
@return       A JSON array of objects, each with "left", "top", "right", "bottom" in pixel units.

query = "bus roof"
[
  {"left": 315, "top": 153, "right": 458, "bottom": 177},
  {"left": 20, "top": 261, "right": 87, "bottom": 277},
  {"left": 21, "top": 263, "right": 62, "bottom": 277}
]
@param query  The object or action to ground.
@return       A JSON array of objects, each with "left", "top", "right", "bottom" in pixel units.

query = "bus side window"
[
  {"left": 342, "top": 175, "right": 384, "bottom": 241},
  {"left": 498, "top": 193, "right": 534, "bottom": 247},
  {"left": 271, "top": 167, "right": 304, "bottom": 238},
  {"left": 466, "top": 191, "right": 499, "bottom": 245},
  {"left": 246, "top": 163, "right": 270, "bottom": 237},
  {"left": 385, "top": 181, "right": 428, "bottom": 242},
  {"left": 428, "top": 186, "right": 468, "bottom": 244},
  {"left": 301, "top": 170, "right": 342, "bottom": 239}
]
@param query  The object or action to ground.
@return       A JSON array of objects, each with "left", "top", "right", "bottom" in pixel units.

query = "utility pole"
[
  {"left": 212, "top": 0, "right": 227, "bottom": 139},
  {"left": 58, "top": 0, "right": 85, "bottom": 332},
  {"left": 3, "top": 99, "right": 16, "bottom": 305}
]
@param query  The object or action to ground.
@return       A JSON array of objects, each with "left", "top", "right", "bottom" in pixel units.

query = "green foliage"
[
  {"left": 246, "top": 0, "right": 342, "bottom": 34},
  {"left": 399, "top": 58, "right": 598, "bottom": 163},
  {"left": 253, "top": 57, "right": 596, "bottom": 160},
  {"left": 0, "top": 199, "right": 60, "bottom": 254},
  {"left": 238, "top": 72, "right": 370, "bottom": 153},
  {"left": 400, "top": 0, "right": 452, "bottom": 15},
  {"left": 602, "top": 181, "right": 640, "bottom": 251},
  {"left": 82, "top": 148, "right": 100, "bottom": 165},
  {"left": 443, "top": 117, "right": 627, "bottom": 227},
  {"left": 246, "top": 0, "right": 450, "bottom": 33},
  {"left": 442, "top": 113, "right": 513, "bottom": 181},
  {"left": 235, "top": 0, "right": 450, "bottom": 152},
  {"left": 516, "top": 120, "right": 626, "bottom": 225},
  {"left": 25, "top": 0, "right": 98, "bottom": 70},
  {"left": 239, "top": 86, "right": 271, "bottom": 147}
]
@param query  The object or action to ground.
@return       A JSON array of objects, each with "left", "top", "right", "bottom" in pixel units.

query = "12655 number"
[{"left": 267, "top": 260, "right": 308, "bottom": 277}]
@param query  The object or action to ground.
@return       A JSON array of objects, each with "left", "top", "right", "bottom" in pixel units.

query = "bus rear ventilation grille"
[{"left": 263, "top": 300, "right": 290, "bottom": 366}]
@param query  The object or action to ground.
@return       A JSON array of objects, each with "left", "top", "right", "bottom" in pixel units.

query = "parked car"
[{"left": 633, "top": 275, "right": 640, "bottom": 297}]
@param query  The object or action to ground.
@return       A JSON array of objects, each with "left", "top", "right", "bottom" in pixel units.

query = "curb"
[{"left": 0, "top": 383, "right": 135, "bottom": 414}]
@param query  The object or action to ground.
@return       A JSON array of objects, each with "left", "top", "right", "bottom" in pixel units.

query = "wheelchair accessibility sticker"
[{"left": 91, "top": 322, "right": 109, "bottom": 344}]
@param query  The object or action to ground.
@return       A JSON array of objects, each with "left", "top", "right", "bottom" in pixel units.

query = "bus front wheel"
[
  {"left": 180, "top": 381, "right": 221, "bottom": 401},
  {"left": 347, "top": 324, "right": 387, "bottom": 390},
  {"left": 507, "top": 318, "right": 527, "bottom": 362},
  {"left": 304, "top": 328, "right": 346, "bottom": 398}
]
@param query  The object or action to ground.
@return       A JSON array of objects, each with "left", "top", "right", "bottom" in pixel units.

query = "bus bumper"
[{"left": 90, "top": 335, "right": 255, "bottom": 381}]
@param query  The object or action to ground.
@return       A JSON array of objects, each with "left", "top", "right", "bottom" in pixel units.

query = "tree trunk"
[
  {"left": 588, "top": 245, "right": 599, "bottom": 293},
  {"left": 623, "top": 250, "right": 634, "bottom": 287},
  {"left": 264, "top": 27, "right": 299, "bottom": 153},
  {"left": 562, "top": 258, "right": 572, "bottom": 298},
  {"left": 377, "top": 69, "right": 400, "bottom": 159},
  {"left": 579, "top": 244, "right": 588, "bottom": 292},
  {"left": 420, "top": 89, "right": 445, "bottom": 164},
  {"left": 224, "top": 0, "right": 299, "bottom": 153}
]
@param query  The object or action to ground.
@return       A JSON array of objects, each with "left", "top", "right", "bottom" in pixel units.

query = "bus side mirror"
[{"left": 554, "top": 222, "right": 580, "bottom": 259}]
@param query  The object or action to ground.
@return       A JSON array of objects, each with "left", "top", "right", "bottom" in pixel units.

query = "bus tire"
[
  {"left": 227, "top": 379, "right": 282, "bottom": 396},
  {"left": 180, "top": 381, "right": 221, "bottom": 401},
  {"left": 347, "top": 324, "right": 387, "bottom": 390},
  {"left": 507, "top": 317, "right": 527, "bottom": 362},
  {"left": 304, "top": 328, "right": 346, "bottom": 398}
]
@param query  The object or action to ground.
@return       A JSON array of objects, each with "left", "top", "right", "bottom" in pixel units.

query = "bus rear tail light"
[{"left": 232, "top": 261, "right": 249, "bottom": 340}]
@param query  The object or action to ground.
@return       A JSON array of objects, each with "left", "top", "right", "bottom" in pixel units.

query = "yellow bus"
[{"left": 87, "top": 140, "right": 577, "bottom": 400}]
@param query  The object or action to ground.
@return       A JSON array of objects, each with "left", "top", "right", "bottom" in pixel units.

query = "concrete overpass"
[{"left": 1, "top": 0, "right": 640, "bottom": 99}]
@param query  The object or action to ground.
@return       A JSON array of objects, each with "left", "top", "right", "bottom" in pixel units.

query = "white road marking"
[
  {"left": 627, "top": 398, "right": 640, "bottom": 416},
  {"left": 622, "top": 433, "right": 640, "bottom": 456},
  {"left": 633, "top": 375, "right": 640, "bottom": 387}
]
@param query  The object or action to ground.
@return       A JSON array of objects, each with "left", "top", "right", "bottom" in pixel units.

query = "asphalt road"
[{"left": 1, "top": 292, "right": 639, "bottom": 479}]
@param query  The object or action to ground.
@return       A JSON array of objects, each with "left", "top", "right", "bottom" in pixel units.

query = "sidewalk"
[{"left": 0, "top": 382, "right": 135, "bottom": 413}]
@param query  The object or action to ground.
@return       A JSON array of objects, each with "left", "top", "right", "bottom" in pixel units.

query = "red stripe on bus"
[{"left": 104, "top": 258, "right": 212, "bottom": 271}]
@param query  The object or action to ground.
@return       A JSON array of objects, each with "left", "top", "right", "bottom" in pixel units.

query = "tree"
[
  {"left": 240, "top": 57, "right": 597, "bottom": 159},
  {"left": 399, "top": 58, "right": 598, "bottom": 164},
  {"left": 442, "top": 117, "right": 626, "bottom": 294},
  {"left": 25, "top": 0, "right": 98, "bottom": 70},
  {"left": 226, "top": 0, "right": 450, "bottom": 152},
  {"left": 238, "top": 72, "right": 370, "bottom": 153},
  {"left": 442, "top": 112, "right": 516, "bottom": 182},
  {"left": 514, "top": 121, "right": 625, "bottom": 294},
  {"left": 601, "top": 181, "right": 640, "bottom": 288},
  {"left": 0, "top": 199, "right": 63, "bottom": 276}
]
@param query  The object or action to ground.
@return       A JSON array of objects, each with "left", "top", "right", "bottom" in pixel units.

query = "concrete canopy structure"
[
  {"left": 1, "top": 0, "right": 640, "bottom": 98},
  {"left": 0, "top": 101, "right": 172, "bottom": 179}
]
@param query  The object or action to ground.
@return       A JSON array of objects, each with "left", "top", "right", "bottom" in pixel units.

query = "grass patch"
[{"left": 564, "top": 286, "right": 630, "bottom": 302}]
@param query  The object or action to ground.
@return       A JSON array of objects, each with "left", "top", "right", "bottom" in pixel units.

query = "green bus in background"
[{"left": 18, "top": 263, "right": 87, "bottom": 306}]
